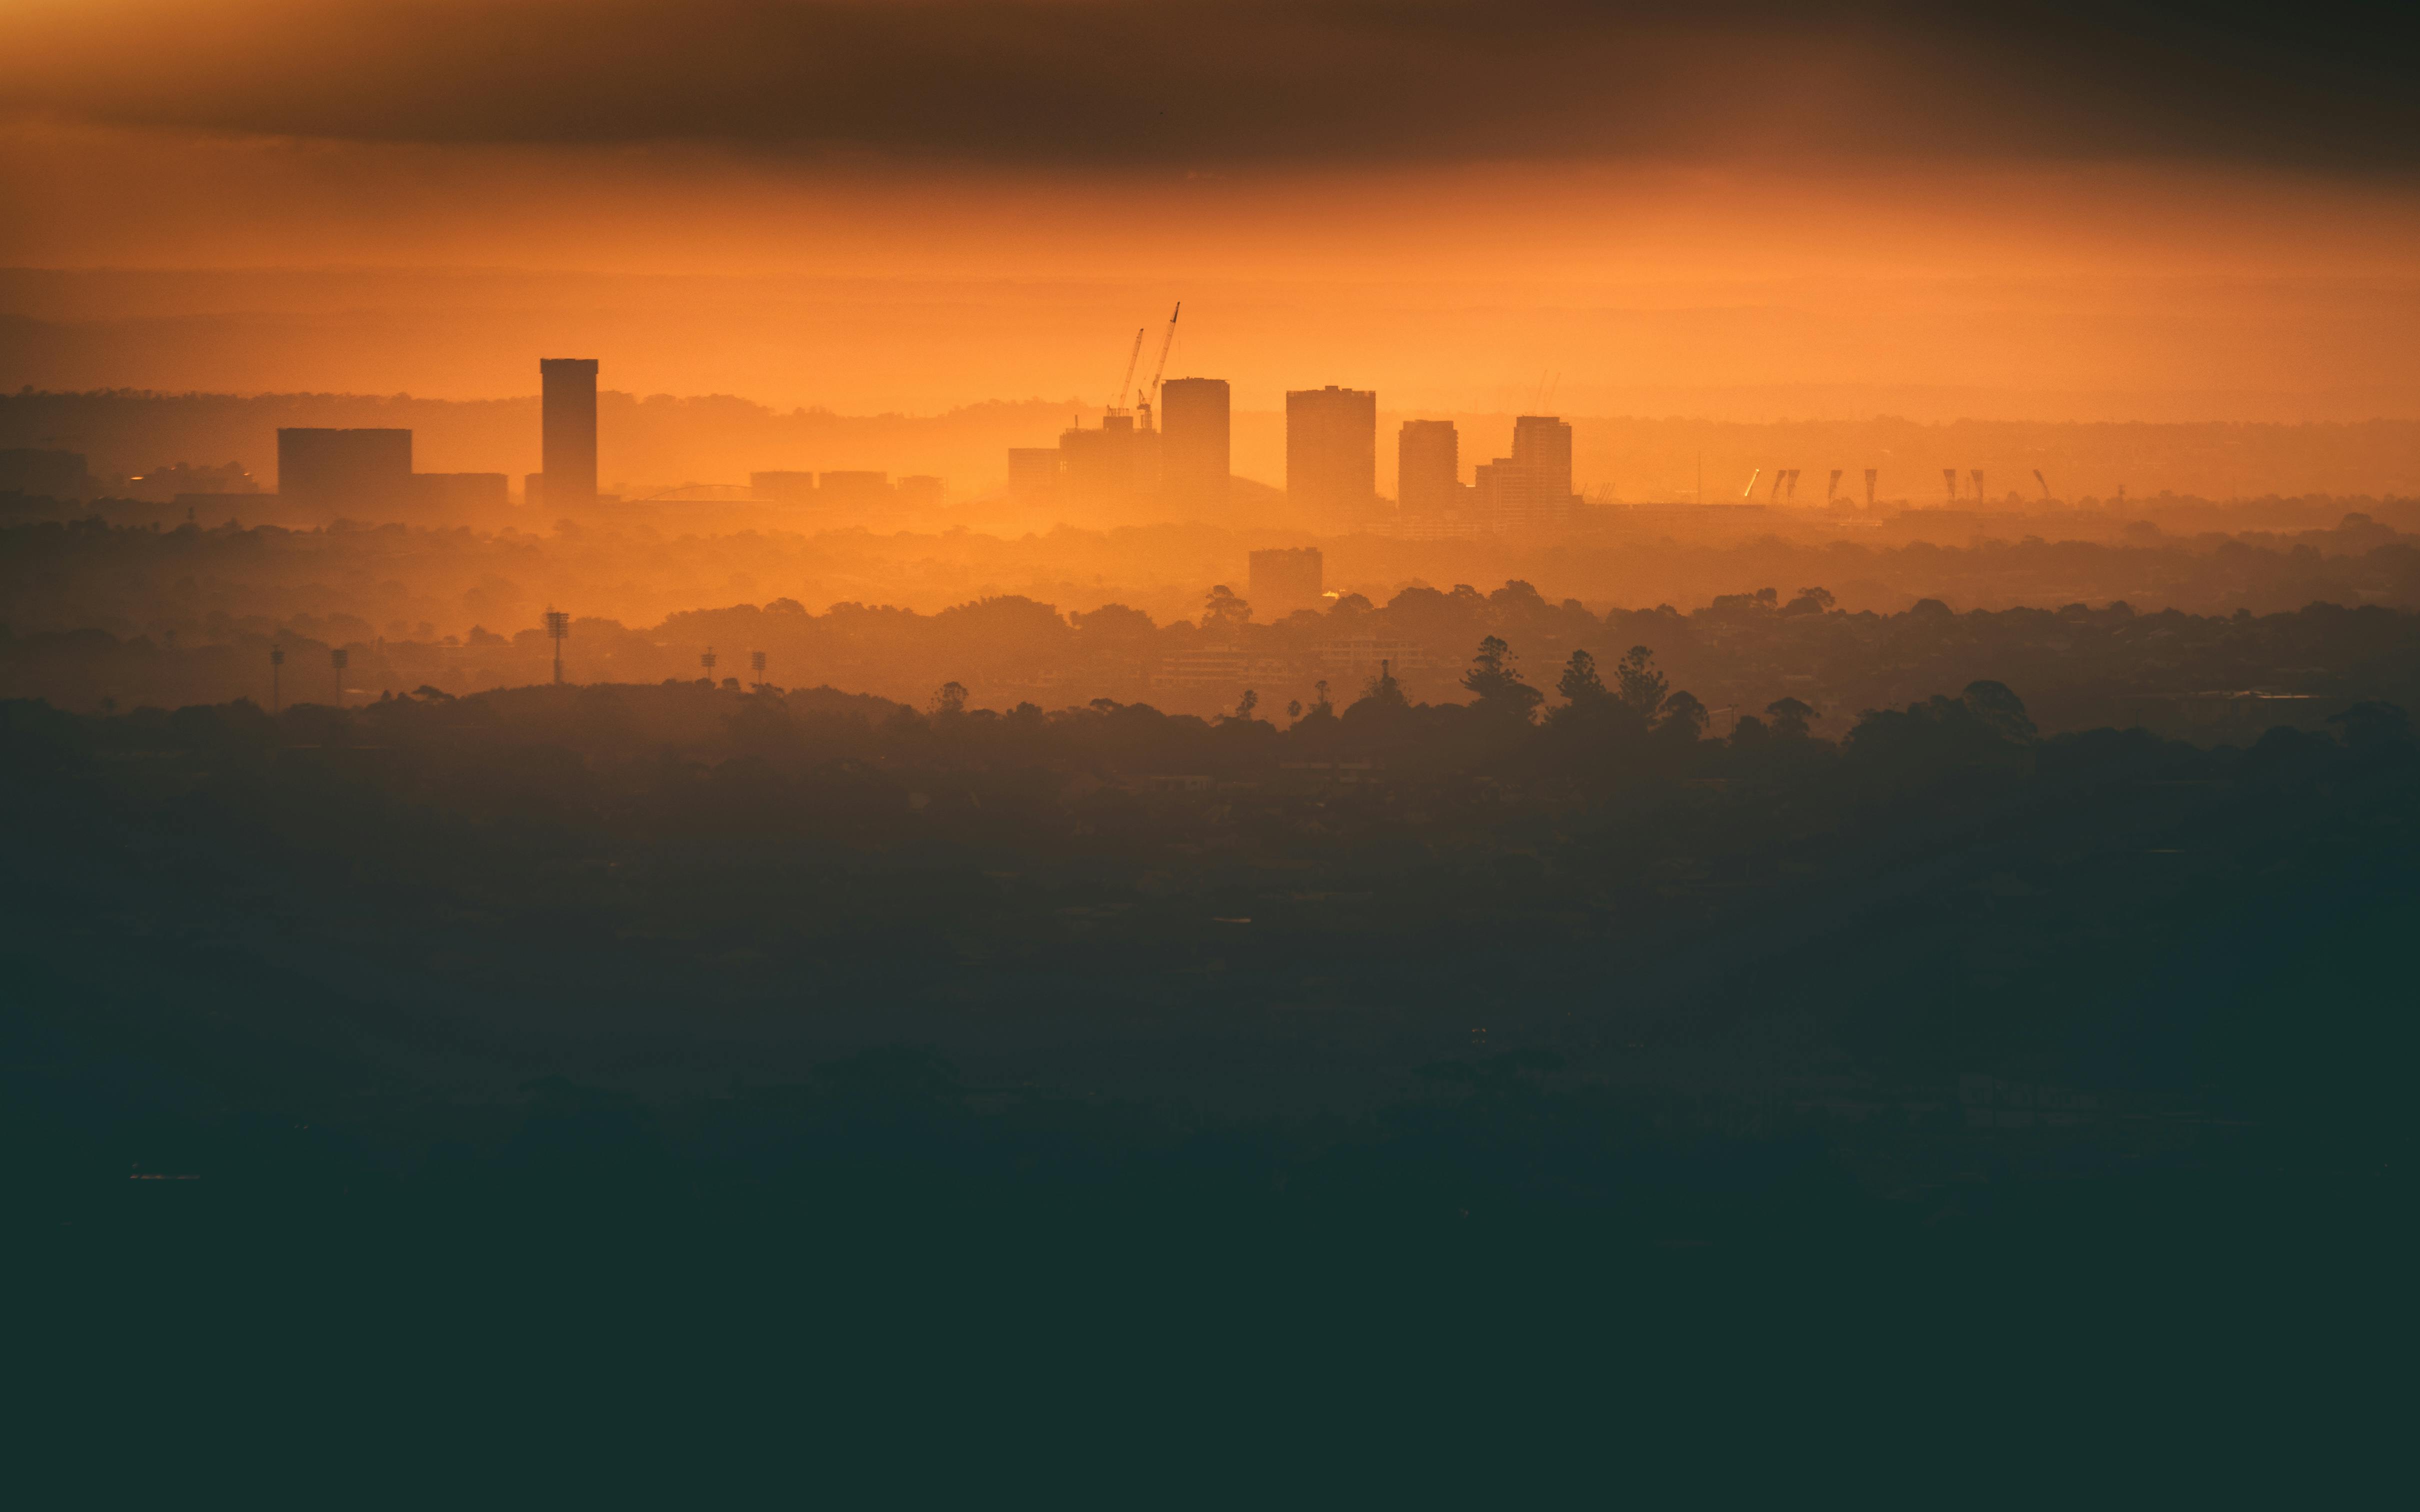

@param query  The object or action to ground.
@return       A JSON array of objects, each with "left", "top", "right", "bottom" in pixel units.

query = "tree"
[
  {"left": 1766, "top": 696, "right": 1816, "bottom": 737},
  {"left": 1202, "top": 584, "right": 1252, "bottom": 633},
  {"left": 1358, "top": 661, "right": 1408, "bottom": 711},
  {"left": 1962, "top": 680, "right": 2035, "bottom": 743},
  {"left": 1614, "top": 646, "right": 1668, "bottom": 719},
  {"left": 1231, "top": 688, "right": 1260, "bottom": 722},
  {"left": 929, "top": 680, "right": 968, "bottom": 716},
  {"left": 1462, "top": 636, "right": 1542, "bottom": 718},
  {"left": 1781, "top": 586, "right": 1835, "bottom": 616},
  {"left": 1556, "top": 649, "right": 1610, "bottom": 705},
  {"left": 1658, "top": 690, "right": 1708, "bottom": 739}
]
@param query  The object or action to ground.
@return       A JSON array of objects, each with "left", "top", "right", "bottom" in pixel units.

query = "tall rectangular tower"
[
  {"left": 1286, "top": 385, "right": 1376, "bottom": 532},
  {"left": 540, "top": 357, "right": 598, "bottom": 509},
  {"left": 1397, "top": 419, "right": 1459, "bottom": 517},
  {"left": 1482, "top": 415, "right": 1576, "bottom": 534},
  {"left": 1510, "top": 414, "right": 1573, "bottom": 497},
  {"left": 1159, "top": 377, "right": 1230, "bottom": 516}
]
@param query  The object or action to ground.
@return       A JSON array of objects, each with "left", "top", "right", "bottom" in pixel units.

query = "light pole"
[{"left": 270, "top": 645, "right": 284, "bottom": 713}]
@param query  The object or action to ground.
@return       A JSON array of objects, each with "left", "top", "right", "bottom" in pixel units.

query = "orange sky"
[{"left": 4, "top": 2, "right": 2418, "bottom": 419}]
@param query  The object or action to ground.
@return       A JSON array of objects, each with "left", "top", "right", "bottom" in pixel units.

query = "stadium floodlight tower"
[
  {"left": 750, "top": 650, "right": 767, "bottom": 688},
  {"left": 270, "top": 645, "right": 284, "bottom": 713},
  {"left": 330, "top": 647, "right": 348, "bottom": 706},
  {"left": 544, "top": 608, "right": 570, "bottom": 685}
]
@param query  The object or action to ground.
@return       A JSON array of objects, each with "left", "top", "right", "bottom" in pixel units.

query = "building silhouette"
[
  {"left": 276, "top": 427, "right": 410, "bottom": 512},
  {"left": 1286, "top": 386, "right": 1377, "bottom": 532},
  {"left": 1248, "top": 547, "right": 1324, "bottom": 619},
  {"left": 540, "top": 357, "right": 598, "bottom": 510},
  {"left": 1394, "top": 419, "right": 1480, "bottom": 539},
  {"left": 1058, "top": 413, "right": 1158, "bottom": 516},
  {"left": 1160, "top": 377, "right": 1230, "bottom": 516},
  {"left": 1475, "top": 414, "right": 1575, "bottom": 534},
  {"left": 1006, "top": 448, "right": 1060, "bottom": 507},
  {"left": 1398, "top": 419, "right": 1460, "bottom": 513},
  {"left": 750, "top": 471, "right": 818, "bottom": 503},
  {"left": 0, "top": 448, "right": 92, "bottom": 500}
]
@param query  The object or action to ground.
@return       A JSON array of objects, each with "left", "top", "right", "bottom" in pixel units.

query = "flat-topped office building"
[
  {"left": 1286, "top": 385, "right": 1376, "bottom": 532},
  {"left": 540, "top": 357, "right": 598, "bottom": 510},
  {"left": 1398, "top": 419, "right": 1460, "bottom": 516},
  {"left": 1160, "top": 377, "right": 1230, "bottom": 516}
]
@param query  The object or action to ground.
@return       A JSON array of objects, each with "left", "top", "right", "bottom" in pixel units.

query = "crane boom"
[
  {"left": 1107, "top": 327, "right": 1144, "bottom": 417},
  {"left": 1144, "top": 302, "right": 1181, "bottom": 414}
]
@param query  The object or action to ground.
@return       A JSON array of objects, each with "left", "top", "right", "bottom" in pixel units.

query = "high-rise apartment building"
[
  {"left": 1160, "top": 377, "right": 1230, "bottom": 516},
  {"left": 1286, "top": 385, "right": 1376, "bottom": 531},
  {"left": 1398, "top": 420, "right": 1460, "bottom": 516},
  {"left": 1476, "top": 414, "right": 1576, "bottom": 534},
  {"left": 276, "top": 427, "right": 411, "bottom": 511},
  {"left": 1512, "top": 414, "right": 1572, "bottom": 494},
  {"left": 540, "top": 357, "right": 598, "bottom": 509}
]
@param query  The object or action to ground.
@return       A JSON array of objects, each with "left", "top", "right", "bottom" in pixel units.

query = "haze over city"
[{"left": 5, "top": 1, "right": 2412, "bottom": 1472}]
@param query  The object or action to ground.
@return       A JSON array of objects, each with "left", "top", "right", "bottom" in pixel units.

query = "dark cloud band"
[{"left": 4, "top": 0, "right": 2414, "bottom": 171}]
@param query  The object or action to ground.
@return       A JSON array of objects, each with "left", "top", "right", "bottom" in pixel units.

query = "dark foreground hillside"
[
  {"left": 10, "top": 663, "right": 2410, "bottom": 1474},
  {"left": 7, "top": 655, "right": 2410, "bottom": 1272}
]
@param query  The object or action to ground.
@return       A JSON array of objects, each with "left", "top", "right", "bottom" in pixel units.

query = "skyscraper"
[
  {"left": 1160, "top": 377, "right": 1230, "bottom": 516},
  {"left": 1512, "top": 415, "right": 1571, "bottom": 487},
  {"left": 1397, "top": 420, "right": 1460, "bottom": 517},
  {"left": 540, "top": 357, "right": 598, "bottom": 510},
  {"left": 1478, "top": 415, "right": 1575, "bottom": 534},
  {"left": 1286, "top": 385, "right": 1376, "bottom": 531}
]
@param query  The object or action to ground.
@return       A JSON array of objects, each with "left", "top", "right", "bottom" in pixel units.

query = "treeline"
[
  {"left": 4, "top": 509, "right": 2420, "bottom": 660},
  {"left": 10, "top": 565, "right": 2420, "bottom": 746}
]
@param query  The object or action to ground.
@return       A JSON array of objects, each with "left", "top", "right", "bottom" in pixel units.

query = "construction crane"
[
  {"left": 1136, "top": 302, "right": 1181, "bottom": 430},
  {"left": 1104, "top": 326, "right": 1145, "bottom": 419}
]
